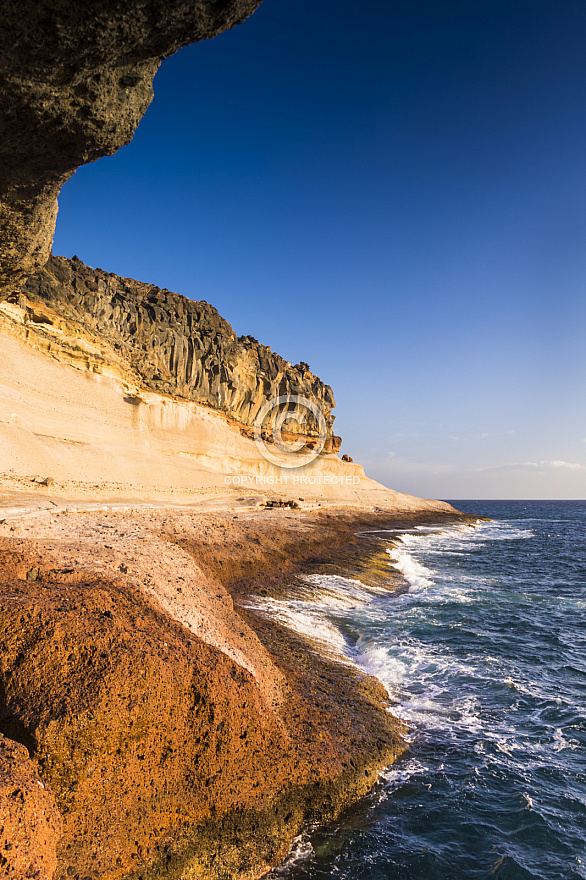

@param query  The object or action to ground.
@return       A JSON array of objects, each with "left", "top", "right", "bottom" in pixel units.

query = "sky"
[{"left": 53, "top": 0, "right": 586, "bottom": 499}]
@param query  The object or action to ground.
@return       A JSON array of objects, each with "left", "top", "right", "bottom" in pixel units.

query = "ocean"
[{"left": 265, "top": 501, "right": 586, "bottom": 879}]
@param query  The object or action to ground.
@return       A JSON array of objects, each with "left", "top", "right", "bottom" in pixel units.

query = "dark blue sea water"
[{"left": 264, "top": 501, "right": 586, "bottom": 880}]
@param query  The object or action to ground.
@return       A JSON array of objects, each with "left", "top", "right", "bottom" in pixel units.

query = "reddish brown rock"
[
  {"left": 0, "top": 733, "right": 62, "bottom": 880},
  {"left": 0, "top": 509, "right": 416, "bottom": 880}
]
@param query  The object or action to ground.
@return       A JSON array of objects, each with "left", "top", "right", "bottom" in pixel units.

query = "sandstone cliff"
[
  {"left": 0, "top": 0, "right": 262, "bottom": 296},
  {"left": 0, "top": 313, "right": 453, "bottom": 510},
  {"left": 16, "top": 255, "right": 340, "bottom": 453}
]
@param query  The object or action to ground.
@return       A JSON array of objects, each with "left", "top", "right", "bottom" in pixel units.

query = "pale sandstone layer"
[{"left": 0, "top": 310, "right": 450, "bottom": 514}]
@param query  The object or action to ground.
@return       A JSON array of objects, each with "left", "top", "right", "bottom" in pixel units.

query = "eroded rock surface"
[
  {"left": 0, "top": 508, "right": 410, "bottom": 879},
  {"left": 0, "top": 0, "right": 263, "bottom": 295},
  {"left": 0, "top": 733, "right": 63, "bottom": 880},
  {"left": 16, "top": 254, "right": 340, "bottom": 450}
]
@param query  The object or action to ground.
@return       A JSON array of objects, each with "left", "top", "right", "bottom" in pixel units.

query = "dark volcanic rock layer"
[
  {"left": 0, "top": 0, "right": 262, "bottom": 295},
  {"left": 18, "top": 254, "right": 341, "bottom": 450}
]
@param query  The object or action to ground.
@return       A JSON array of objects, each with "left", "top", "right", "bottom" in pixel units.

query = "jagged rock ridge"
[{"left": 18, "top": 255, "right": 341, "bottom": 451}]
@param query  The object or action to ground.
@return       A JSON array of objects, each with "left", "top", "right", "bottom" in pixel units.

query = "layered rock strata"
[
  {"left": 0, "top": 0, "right": 263, "bottom": 295},
  {"left": 15, "top": 254, "right": 340, "bottom": 451},
  {"left": 0, "top": 320, "right": 450, "bottom": 508}
]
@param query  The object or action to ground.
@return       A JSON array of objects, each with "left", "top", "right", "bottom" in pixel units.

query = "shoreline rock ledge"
[{"left": 0, "top": 507, "right": 429, "bottom": 880}]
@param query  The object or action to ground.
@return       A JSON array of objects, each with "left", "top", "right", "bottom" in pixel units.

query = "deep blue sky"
[{"left": 53, "top": 0, "right": 586, "bottom": 498}]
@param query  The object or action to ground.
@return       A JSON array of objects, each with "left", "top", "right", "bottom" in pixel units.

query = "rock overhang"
[{"left": 0, "top": 0, "right": 264, "bottom": 295}]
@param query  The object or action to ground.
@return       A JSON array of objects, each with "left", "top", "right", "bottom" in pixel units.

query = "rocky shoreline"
[
  {"left": 0, "top": 2, "right": 479, "bottom": 876},
  {"left": 0, "top": 502, "right": 472, "bottom": 880}
]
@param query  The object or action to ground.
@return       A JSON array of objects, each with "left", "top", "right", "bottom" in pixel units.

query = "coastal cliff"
[
  {"left": 0, "top": 3, "right": 463, "bottom": 878},
  {"left": 16, "top": 255, "right": 340, "bottom": 453}
]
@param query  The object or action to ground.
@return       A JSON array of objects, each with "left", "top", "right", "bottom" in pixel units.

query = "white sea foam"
[
  {"left": 394, "top": 520, "right": 533, "bottom": 556},
  {"left": 378, "top": 756, "right": 430, "bottom": 793},
  {"left": 383, "top": 519, "right": 533, "bottom": 607},
  {"left": 503, "top": 676, "right": 534, "bottom": 696},
  {"left": 495, "top": 735, "right": 522, "bottom": 757},
  {"left": 353, "top": 634, "right": 485, "bottom": 736},
  {"left": 551, "top": 727, "right": 579, "bottom": 752},
  {"left": 386, "top": 547, "right": 434, "bottom": 591},
  {"left": 265, "top": 832, "right": 314, "bottom": 876},
  {"left": 305, "top": 573, "right": 388, "bottom": 600},
  {"left": 245, "top": 573, "right": 382, "bottom": 663},
  {"left": 245, "top": 595, "right": 352, "bottom": 659},
  {"left": 385, "top": 546, "right": 477, "bottom": 608}
]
